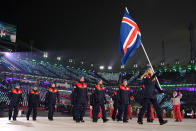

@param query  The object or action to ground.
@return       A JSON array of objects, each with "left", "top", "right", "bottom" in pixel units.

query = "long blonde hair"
[{"left": 140, "top": 72, "right": 149, "bottom": 79}]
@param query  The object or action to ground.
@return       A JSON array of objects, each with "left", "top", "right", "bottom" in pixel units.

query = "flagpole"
[
  {"left": 125, "top": 7, "right": 129, "bottom": 13},
  {"left": 141, "top": 43, "right": 163, "bottom": 90},
  {"left": 124, "top": 7, "right": 162, "bottom": 90}
]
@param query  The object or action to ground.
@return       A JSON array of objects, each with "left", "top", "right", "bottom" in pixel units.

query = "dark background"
[{"left": 0, "top": 0, "right": 196, "bottom": 70}]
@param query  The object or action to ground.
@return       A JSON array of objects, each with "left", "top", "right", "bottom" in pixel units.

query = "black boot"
[
  {"left": 93, "top": 119, "right": 97, "bottom": 122},
  {"left": 103, "top": 119, "right": 109, "bottom": 123},
  {"left": 26, "top": 116, "right": 29, "bottom": 120},
  {"left": 112, "top": 115, "right": 115, "bottom": 121},
  {"left": 48, "top": 117, "right": 53, "bottom": 121},
  {"left": 76, "top": 119, "right": 80, "bottom": 123},
  {"left": 159, "top": 120, "right": 167, "bottom": 125},
  {"left": 147, "top": 119, "right": 153, "bottom": 123},
  {"left": 117, "top": 118, "right": 122, "bottom": 121},
  {"left": 80, "top": 118, "right": 85, "bottom": 122},
  {"left": 137, "top": 120, "right": 143, "bottom": 124},
  {"left": 123, "top": 120, "right": 128, "bottom": 123},
  {"left": 73, "top": 117, "right": 76, "bottom": 121}
]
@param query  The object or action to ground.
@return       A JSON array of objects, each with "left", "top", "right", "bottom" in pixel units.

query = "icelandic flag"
[{"left": 120, "top": 8, "right": 142, "bottom": 65}]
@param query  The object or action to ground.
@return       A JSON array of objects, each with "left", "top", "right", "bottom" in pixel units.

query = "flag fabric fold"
[{"left": 119, "top": 8, "right": 142, "bottom": 65}]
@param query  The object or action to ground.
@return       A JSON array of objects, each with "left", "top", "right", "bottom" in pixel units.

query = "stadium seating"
[{"left": 0, "top": 55, "right": 196, "bottom": 112}]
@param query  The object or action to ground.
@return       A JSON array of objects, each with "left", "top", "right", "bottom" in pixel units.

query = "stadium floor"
[{"left": 0, "top": 117, "right": 196, "bottom": 131}]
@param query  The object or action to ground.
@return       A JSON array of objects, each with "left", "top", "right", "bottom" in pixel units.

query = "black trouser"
[
  {"left": 117, "top": 104, "right": 128, "bottom": 121},
  {"left": 27, "top": 105, "right": 37, "bottom": 119},
  {"left": 138, "top": 98, "right": 163, "bottom": 122},
  {"left": 75, "top": 103, "right": 86, "bottom": 120},
  {"left": 112, "top": 104, "right": 118, "bottom": 119},
  {"left": 93, "top": 103, "right": 106, "bottom": 121},
  {"left": 146, "top": 102, "right": 152, "bottom": 121},
  {"left": 9, "top": 104, "right": 19, "bottom": 120},
  {"left": 48, "top": 103, "right": 55, "bottom": 119},
  {"left": 72, "top": 105, "right": 76, "bottom": 120}
]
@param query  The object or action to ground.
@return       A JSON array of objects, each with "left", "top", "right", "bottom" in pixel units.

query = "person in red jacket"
[
  {"left": 8, "top": 84, "right": 23, "bottom": 121},
  {"left": 74, "top": 76, "right": 88, "bottom": 122},
  {"left": 93, "top": 79, "right": 109, "bottom": 123},
  {"left": 26, "top": 86, "right": 40, "bottom": 121},
  {"left": 137, "top": 68, "right": 167, "bottom": 125},
  {"left": 117, "top": 79, "right": 133, "bottom": 123},
  {"left": 45, "top": 83, "right": 59, "bottom": 121}
]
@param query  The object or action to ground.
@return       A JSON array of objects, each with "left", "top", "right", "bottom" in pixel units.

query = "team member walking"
[
  {"left": 137, "top": 68, "right": 167, "bottom": 125},
  {"left": 93, "top": 79, "right": 109, "bottom": 123},
  {"left": 8, "top": 84, "right": 23, "bottom": 121},
  {"left": 74, "top": 76, "right": 88, "bottom": 122},
  {"left": 26, "top": 86, "right": 40, "bottom": 121},
  {"left": 117, "top": 79, "right": 132, "bottom": 123},
  {"left": 45, "top": 83, "right": 59, "bottom": 121}
]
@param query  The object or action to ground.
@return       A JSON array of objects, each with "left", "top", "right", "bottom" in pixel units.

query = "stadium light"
[
  {"left": 190, "top": 59, "right": 195, "bottom": 64},
  {"left": 133, "top": 64, "right": 138, "bottom": 68},
  {"left": 160, "top": 62, "right": 165, "bottom": 66},
  {"left": 69, "top": 59, "right": 73, "bottom": 63},
  {"left": 175, "top": 60, "right": 180, "bottom": 65},
  {"left": 57, "top": 57, "right": 61, "bottom": 61},
  {"left": 43, "top": 52, "right": 48, "bottom": 58},
  {"left": 100, "top": 66, "right": 104, "bottom": 70},
  {"left": 121, "top": 65, "right": 125, "bottom": 69},
  {"left": 5, "top": 52, "right": 11, "bottom": 56},
  {"left": 108, "top": 66, "right": 112, "bottom": 70}
]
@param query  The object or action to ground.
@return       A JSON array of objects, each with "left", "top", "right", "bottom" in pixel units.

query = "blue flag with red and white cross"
[{"left": 119, "top": 8, "right": 142, "bottom": 65}]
